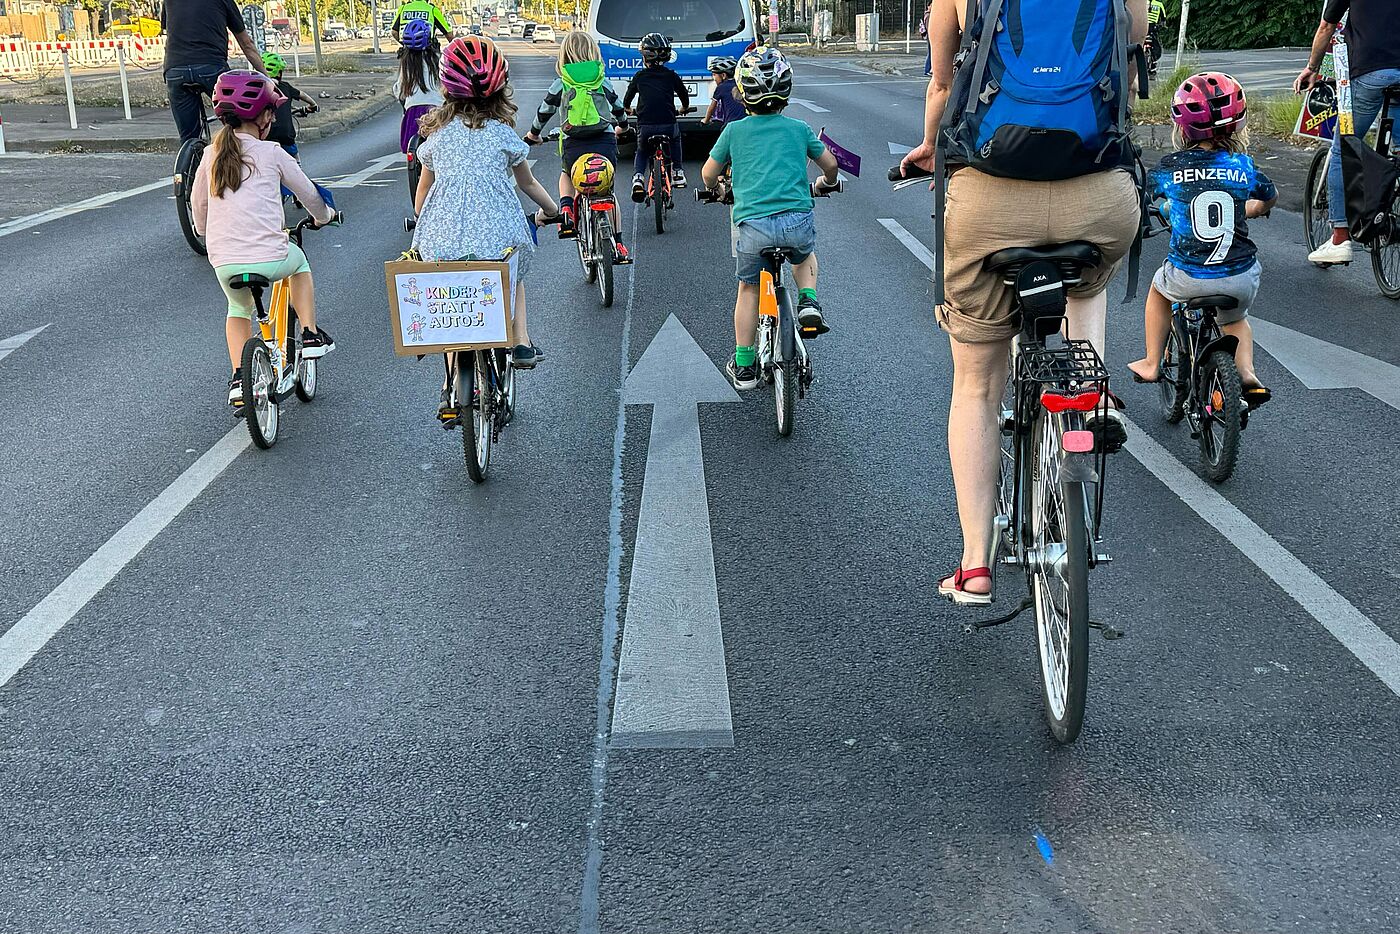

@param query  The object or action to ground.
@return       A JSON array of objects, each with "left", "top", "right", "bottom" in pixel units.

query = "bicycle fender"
[
  {"left": 777, "top": 291, "right": 797, "bottom": 362},
  {"left": 1060, "top": 454, "right": 1099, "bottom": 485},
  {"left": 1197, "top": 333, "right": 1239, "bottom": 364}
]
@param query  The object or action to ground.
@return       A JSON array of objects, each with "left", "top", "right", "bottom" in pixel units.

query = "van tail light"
[{"left": 1040, "top": 389, "right": 1102, "bottom": 414}]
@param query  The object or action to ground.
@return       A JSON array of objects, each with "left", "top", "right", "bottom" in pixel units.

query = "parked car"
[
  {"left": 533, "top": 24, "right": 555, "bottom": 42},
  {"left": 356, "top": 25, "right": 375, "bottom": 39},
  {"left": 324, "top": 26, "right": 350, "bottom": 42},
  {"left": 521, "top": 22, "right": 536, "bottom": 40},
  {"left": 496, "top": 22, "right": 511, "bottom": 37}
]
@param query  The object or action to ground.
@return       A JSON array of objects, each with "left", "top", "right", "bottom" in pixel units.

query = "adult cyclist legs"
[
  {"left": 942, "top": 337, "right": 1008, "bottom": 598},
  {"left": 1315, "top": 67, "right": 1400, "bottom": 263},
  {"left": 165, "top": 62, "right": 225, "bottom": 142}
]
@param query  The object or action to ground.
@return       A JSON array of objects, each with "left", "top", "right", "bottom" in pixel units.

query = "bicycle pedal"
[{"left": 1088, "top": 620, "right": 1126, "bottom": 640}]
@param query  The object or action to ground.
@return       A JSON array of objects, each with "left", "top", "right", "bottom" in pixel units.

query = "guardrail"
[{"left": 0, "top": 36, "right": 167, "bottom": 76}]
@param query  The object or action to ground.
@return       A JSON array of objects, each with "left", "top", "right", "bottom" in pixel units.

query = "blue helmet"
[{"left": 401, "top": 18, "right": 433, "bottom": 50}]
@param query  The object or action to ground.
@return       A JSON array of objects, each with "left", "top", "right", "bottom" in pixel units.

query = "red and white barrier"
[
  {"left": 0, "top": 36, "right": 167, "bottom": 75},
  {"left": 0, "top": 38, "right": 34, "bottom": 77}
]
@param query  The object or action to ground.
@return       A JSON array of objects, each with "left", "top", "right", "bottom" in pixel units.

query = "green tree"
[{"left": 1159, "top": 0, "right": 1319, "bottom": 51}]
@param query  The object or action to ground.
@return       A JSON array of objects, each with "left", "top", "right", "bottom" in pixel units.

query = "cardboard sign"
[
  {"left": 384, "top": 256, "right": 516, "bottom": 356},
  {"left": 819, "top": 128, "right": 860, "bottom": 177},
  {"left": 1295, "top": 81, "right": 1338, "bottom": 141}
]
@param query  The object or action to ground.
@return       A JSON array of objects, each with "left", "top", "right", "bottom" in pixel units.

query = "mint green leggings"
[{"left": 215, "top": 245, "right": 311, "bottom": 320}]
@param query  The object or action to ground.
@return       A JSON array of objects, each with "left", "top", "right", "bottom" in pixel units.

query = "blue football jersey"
[{"left": 1151, "top": 148, "right": 1277, "bottom": 278}]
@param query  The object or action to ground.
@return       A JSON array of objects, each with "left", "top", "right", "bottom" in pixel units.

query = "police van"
[{"left": 587, "top": 0, "right": 756, "bottom": 129}]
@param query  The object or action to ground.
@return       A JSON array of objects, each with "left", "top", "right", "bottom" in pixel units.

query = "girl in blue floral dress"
[{"left": 411, "top": 37, "right": 558, "bottom": 370}]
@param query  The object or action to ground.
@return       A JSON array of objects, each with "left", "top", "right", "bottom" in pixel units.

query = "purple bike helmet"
[
  {"left": 401, "top": 18, "right": 433, "bottom": 51},
  {"left": 212, "top": 70, "right": 286, "bottom": 122}
]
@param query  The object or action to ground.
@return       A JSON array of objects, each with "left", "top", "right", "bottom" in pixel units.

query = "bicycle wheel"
[
  {"left": 1158, "top": 326, "right": 1186, "bottom": 424},
  {"left": 997, "top": 371, "right": 1019, "bottom": 552},
  {"left": 290, "top": 317, "right": 317, "bottom": 402},
  {"left": 595, "top": 217, "right": 615, "bottom": 307},
  {"left": 578, "top": 228, "right": 597, "bottom": 283},
  {"left": 241, "top": 337, "right": 279, "bottom": 449},
  {"left": 1030, "top": 412, "right": 1090, "bottom": 744},
  {"left": 174, "top": 138, "right": 208, "bottom": 256},
  {"left": 406, "top": 138, "right": 423, "bottom": 208},
  {"left": 1371, "top": 196, "right": 1400, "bottom": 298},
  {"left": 1304, "top": 147, "right": 1333, "bottom": 257},
  {"left": 1198, "top": 351, "right": 1243, "bottom": 482},
  {"left": 653, "top": 160, "right": 666, "bottom": 234},
  {"left": 774, "top": 359, "right": 796, "bottom": 437},
  {"left": 496, "top": 348, "right": 517, "bottom": 425},
  {"left": 461, "top": 351, "right": 492, "bottom": 483}
]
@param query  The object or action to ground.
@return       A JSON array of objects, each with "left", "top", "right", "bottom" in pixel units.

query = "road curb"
[{"left": 4, "top": 81, "right": 395, "bottom": 154}]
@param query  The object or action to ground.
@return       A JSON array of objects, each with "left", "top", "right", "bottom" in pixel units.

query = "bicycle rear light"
[{"left": 1040, "top": 389, "right": 1102, "bottom": 413}]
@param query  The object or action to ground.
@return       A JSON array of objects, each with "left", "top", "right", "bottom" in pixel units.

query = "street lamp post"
[{"left": 372, "top": 0, "right": 380, "bottom": 52}]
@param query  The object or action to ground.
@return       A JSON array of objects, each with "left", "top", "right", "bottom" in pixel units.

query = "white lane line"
[
  {"left": 877, "top": 219, "right": 1400, "bottom": 698},
  {"left": 0, "top": 324, "right": 50, "bottom": 364},
  {"left": 326, "top": 153, "right": 402, "bottom": 189},
  {"left": 889, "top": 141, "right": 914, "bottom": 155},
  {"left": 0, "top": 178, "right": 171, "bottom": 239},
  {"left": 1126, "top": 422, "right": 1400, "bottom": 696},
  {"left": 878, "top": 218, "right": 934, "bottom": 270},
  {"left": 0, "top": 427, "right": 250, "bottom": 690},
  {"left": 790, "top": 97, "right": 831, "bottom": 113},
  {"left": 1251, "top": 317, "right": 1400, "bottom": 413}
]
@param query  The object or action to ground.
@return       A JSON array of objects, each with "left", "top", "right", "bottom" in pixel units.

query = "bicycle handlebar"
[
  {"left": 888, "top": 163, "right": 935, "bottom": 183},
  {"left": 811, "top": 178, "right": 844, "bottom": 198},
  {"left": 695, "top": 184, "right": 734, "bottom": 205}
]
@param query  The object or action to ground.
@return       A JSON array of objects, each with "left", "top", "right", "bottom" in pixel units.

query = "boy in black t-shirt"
[
  {"left": 262, "top": 51, "right": 318, "bottom": 156},
  {"left": 623, "top": 32, "right": 690, "bottom": 201}
]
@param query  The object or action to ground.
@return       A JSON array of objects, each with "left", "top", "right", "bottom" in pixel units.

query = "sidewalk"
[{"left": 0, "top": 71, "right": 395, "bottom": 153}]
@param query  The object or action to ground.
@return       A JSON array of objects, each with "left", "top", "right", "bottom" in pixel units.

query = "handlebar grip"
[{"left": 889, "top": 163, "right": 934, "bottom": 182}]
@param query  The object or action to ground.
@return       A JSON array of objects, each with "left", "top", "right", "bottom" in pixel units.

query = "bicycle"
[
  {"left": 641, "top": 131, "right": 677, "bottom": 234},
  {"left": 697, "top": 176, "right": 842, "bottom": 437},
  {"left": 1303, "top": 82, "right": 1400, "bottom": 298},
  {"left": 537, "top": 130, "right": 624, "bottom": 308},
  {"left": 173, "top": 83, "right": 216, "bottom": 256},
  {"left": 892, "top": 163, "right": 1118, "bottom": 744},
  {"left": 406, "top": 132, "right": 424, "bottom": 211},
  {"left": 228, "top": 212, "right": 342, "bottom": 449}
]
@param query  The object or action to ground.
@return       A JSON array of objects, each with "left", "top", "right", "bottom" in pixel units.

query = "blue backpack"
[{"left": 943, "top": 0, "right": 1133, "bottom": 179}]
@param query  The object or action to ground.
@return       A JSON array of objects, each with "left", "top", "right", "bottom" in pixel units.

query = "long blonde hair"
[
  {"left": 1174, "top": 123, "right": 1251, "bottom": 154},
  {"left": 209, "top": 122, "right": 252, "bottom": 197},
  {"left": 558, "top": 31, "right": 600, "bottom": 73},
  {"left": 418, "top": 86, "right": 519, "bottom": 135}
]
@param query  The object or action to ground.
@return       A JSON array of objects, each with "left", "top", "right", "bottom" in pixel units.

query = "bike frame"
[
  {"left": 756, "top": 258, "right": 807, "bottom": 381},
  {"left": 1170, "top": 303, "right": 1236, "bottom": 434},
  {"left": 249, "top": 277, "right": 299, "bottom": 399},
  {"left": 646, "top": 136, "right": 673, "bottom": 204}
]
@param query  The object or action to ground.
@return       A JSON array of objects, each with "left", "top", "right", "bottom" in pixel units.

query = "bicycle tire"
[
  {"left": 406, "top": 138, "right": 423, "bottom": 208},
  {"left": 595, "top": 216, "right": 615, "bottom": 307},
  {"left": 1304, "top": 147, "right": 1333, "bottom": 258},
  {"left": 497, "top": 348, "right": 516, "bottom": 425},
  {"left": 1198, "top": 351, "right": 1243, "bottom": 482},
  {"left": 174, "top": 138, "right": 208, "bottom": 256},
  {"left": 1031, "top": 412, "right": 1090, "bottom": 744},
  {"left": 774, "top": 359, "right": 796, "bottom": 437},
  {"left": 578, "top": 229, "right": 597, "bottom": 283},
  {"left": 241, "top": 337, "right": 279, "bottom": 449},
  {"left": 290, "top": 315, "right": 317, "bottom": 402},
  {"left": 653, "top": 160, "right": 666, "bottom": 234},
  {"left": 1371, "top": 193, "right": 1400, "bottom": 298},
  {"left": 462, "top": 351, "right": 492, "bottom": 483},
  {"left": 1159, "top": 327, "right": 1186, "bottom": 424}
]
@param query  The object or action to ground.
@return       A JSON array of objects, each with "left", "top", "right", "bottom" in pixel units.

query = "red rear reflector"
[
  {"left": 1040, "top": 390, "right": 1102, "bottom": 413},
  {"left": 1062, "top": 430, "right": 1095, "bottom": 453},
  {"left": 590, "top": 200, "right": 615, "bottom": 212}
]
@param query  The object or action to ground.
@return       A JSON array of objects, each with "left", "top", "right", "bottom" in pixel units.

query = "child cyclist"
[
  {"left": 624, "top": 32, "right": 690, "bottom": 201},
  {"left": 394, "top": 19, "right": 443, "bottom": 156},
  {"left": 412, "top": 37, "right": 559, "bottom": 383},
  {"left": 260, "top": 51, "right": 317, "bottom": 157},
  {"left": 701, "top": 57, "right": 743, "bottom": 128},
  {"left": 1128, "top": 72, "right": 1277, "bottom": 408},
  {"left": 523, "top": 31, "right": 630, "bottom": 261},
  {"left": 700, "top": 47, "right": 840, "bottom": 390},
  {"left": 192, "top": 70, "right": 338, "bottom": 410}
]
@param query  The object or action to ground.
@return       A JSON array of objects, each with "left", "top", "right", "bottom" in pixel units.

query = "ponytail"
[
  {"left": 399, "top": 45, "right": 441, "bottom": 97},
  {"left": 209, "top": 121, "right": 252, "bottom": 198}
]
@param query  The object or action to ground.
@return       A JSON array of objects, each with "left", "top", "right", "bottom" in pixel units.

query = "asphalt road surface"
[{"left": 2, "top": 41, "right": 1399, "bottom": 934}]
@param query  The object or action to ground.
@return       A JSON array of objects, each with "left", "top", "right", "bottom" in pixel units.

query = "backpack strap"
[
  {"left": 963, "top": 0, "right": 1004, "bottom": 115},
  {"left": 935, "top": 0, "right": 983, "bottom": 307}
]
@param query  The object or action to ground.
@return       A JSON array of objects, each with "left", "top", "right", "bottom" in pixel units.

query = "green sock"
[
  {"left": 735, "top": 345, "right": 756, "bottom": 367},
  {"left": 799, "top": 287, "right": 818, "bottom": 304}
]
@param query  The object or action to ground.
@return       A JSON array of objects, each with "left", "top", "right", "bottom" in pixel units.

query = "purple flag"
[{"left": 819, "top": 129, "right": 861, "bottom": 178}]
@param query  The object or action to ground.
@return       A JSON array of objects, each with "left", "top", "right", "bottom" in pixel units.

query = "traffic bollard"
[
  {"left": 61, "top": 48, "right": 77, "bottom": 131},
  {"left": 294, "top": 48, "right": 301, "bottom": 77},
  {"left": 0, "top": 101, "right": 7, "bottom": 155},
  {"left": 117, "top": 45, "right": 132, "bottom": 121}
]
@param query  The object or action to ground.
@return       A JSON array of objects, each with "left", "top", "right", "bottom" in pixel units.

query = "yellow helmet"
[{"left": 571, "top": 153, "right": 615, "bottom": 195}]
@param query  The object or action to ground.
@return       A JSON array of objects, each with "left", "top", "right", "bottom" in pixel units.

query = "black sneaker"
[
  {"left": 631, "top": 173, "right": 646, "bottom": 203},
  {"left": 531, "top": 343, "right": 545, "bottom": 361},
  {"left": 438, "top": 387, "right": 457, "bottom": 423},
  {"left": 558, "top": 208, "right": 576, "bottom": 239},
  {"left": 797, "top": 295, "right": 829, "bottom": 336},
  {"left": 227, "top": 371, "right": 244, "bottom": 409},
  {"left": 512, "top": 344, "right": 539, "bottom": 369},
  {"left": 1085, "top": 392, "right": 1128, "bottom": 453},
  {"left": 302, "top": 327, "right": 335, "bottom": 358},
  {"left": 725, "top": 357, "right": 759, "bottom": 390}
]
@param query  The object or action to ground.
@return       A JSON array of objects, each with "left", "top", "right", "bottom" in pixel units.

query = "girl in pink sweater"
[{"left": 193, "top": 70, "right": 338, "bottom": 409}]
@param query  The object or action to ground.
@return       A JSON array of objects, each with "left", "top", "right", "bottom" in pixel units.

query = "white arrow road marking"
[
  {"left": 889, "top": 142, "right": 915, "bottom": 155},
  {"left": 790, "top": 97, "right": 831, "bottom": 113},
  {"left": 878, "top": 219, "right": 1400, "bottom": 698},
  {"left": 878, "top": 218, "right": 934, "bottom": 270},
  {"left": 0, "top": 427, "right": 250, "bottom": 691},
  {"left": 325, "top": 153, "right": 402, "bottom": 189},
  {"left": 0, "top": 324, "right": 49, "bottom": 365},
  {"left": 1251, "top": 317, "right": 1400, "bottom": 413},
  {"left": 612, "top": 314, "right": 741, "bottom": 748},
  {"left": 0, "top": 178, "right": 171, "bottom": 239}
]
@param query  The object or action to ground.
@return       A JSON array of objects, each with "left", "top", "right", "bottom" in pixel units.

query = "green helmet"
[{"left": 261, "top": 51, "right": 286, "bottom": 78}]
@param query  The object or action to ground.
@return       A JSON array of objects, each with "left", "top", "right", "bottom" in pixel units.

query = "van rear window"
[{"left": 595, "top": 0, "right": 745, "bottom": 43}]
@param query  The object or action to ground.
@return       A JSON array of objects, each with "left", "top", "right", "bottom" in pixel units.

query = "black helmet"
[
  {"left": 640, "top": 32, "right": 672, "bottom": 64},
  {"left": 736, "top": 47, "right": 793, "bottom": 107}
]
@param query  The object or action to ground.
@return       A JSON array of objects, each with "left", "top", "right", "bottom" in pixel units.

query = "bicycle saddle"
[
  {"left": 1183, "top": 294, "right": 1239, "bottom": 311},
  {"left": 182, "top": 82, "right": 210, "bottom": 95},
  {"left": 985, "top": 242, "right": 1102, "bottom": 280},
  {"left": 759, "top": 247, "right": 798, "bottom": 261},
  {"left": 228, "top": 273, "right": 272, "bottom": 290},
  {"left": 644, "top": 134, "right": 673, "bottom": 145}
]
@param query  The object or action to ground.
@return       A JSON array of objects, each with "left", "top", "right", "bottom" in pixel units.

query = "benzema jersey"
[{"left": 1150, "top": 148, "right": 1277, "bottom": 278}]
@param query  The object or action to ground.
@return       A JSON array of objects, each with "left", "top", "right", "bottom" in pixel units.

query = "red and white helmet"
[
  {"left": 441, "top": 36, "right": 509, "bottom": 99},
  {"left": 1171, "top": 72, "right": 1247, "bottom": 142},
  {"left": 212, "top": 69, "right": 286, "bottom": 122}
]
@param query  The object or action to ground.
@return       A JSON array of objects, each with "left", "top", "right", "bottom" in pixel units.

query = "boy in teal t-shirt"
[{"left": 701, "top": 48, "right": 840, "bottom": 391}]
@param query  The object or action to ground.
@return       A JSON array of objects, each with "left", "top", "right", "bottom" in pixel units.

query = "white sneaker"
[
  {"left": 672, "top": 169, "right": 687, "bottom": 188},
  {"left": 1308, "top": 239, "right": 1354, "bottom": 265}
]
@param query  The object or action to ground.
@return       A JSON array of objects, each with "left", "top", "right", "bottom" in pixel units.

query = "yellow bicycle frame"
[{"left": 258, "top": 278, "right": 294, "bottom": 375}]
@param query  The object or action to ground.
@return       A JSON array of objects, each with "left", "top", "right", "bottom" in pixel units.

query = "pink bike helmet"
[
  {"left": 1171, "top": 72, "right": 1247, "bottom": 141},
  {"left": 212, "top": 69, "right": 286, "bottom": 122},
  {"left": 440, "top": 36, "right": 509, "bottom": 99}
]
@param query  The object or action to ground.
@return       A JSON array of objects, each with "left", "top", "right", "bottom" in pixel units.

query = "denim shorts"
[
  {"left": 735, "top": 210, "right": 817, "bottom": 284},
  {"left": 1152, "top": 260, "right": 1260, "bottom": 325}
]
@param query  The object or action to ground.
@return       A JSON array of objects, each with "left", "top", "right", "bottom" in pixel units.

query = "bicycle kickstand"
[{"left": 964, "top": 597, "right": 1033, "bottom": 633}]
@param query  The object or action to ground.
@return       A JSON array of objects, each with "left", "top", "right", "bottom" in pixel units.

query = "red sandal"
[{"left": 938, "top": 566, "right": 993, "bottom": 606}]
